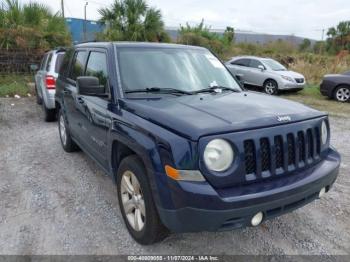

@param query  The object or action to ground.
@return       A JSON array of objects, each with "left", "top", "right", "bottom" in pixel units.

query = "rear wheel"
[
  {"left": 58, "top": 109, "right": 78, "bottom": 152},
  {"left": 42, "top": 102, "right": 56, "bottom": 122},
  {"left": 35, "top": 84, "right": 42, "bottom": 105},
  {"left": 117, "top": 155, "right": 169, "bottom": 245},
  {"left": 264, "top": 80, "right": 278, "bottom": 95},
  {"left": 334, "top": 85, "right": 350, "bottom": 102}
]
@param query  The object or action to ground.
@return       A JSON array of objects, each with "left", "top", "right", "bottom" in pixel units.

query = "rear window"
[
  {"left": 55, "top": 53, "right": 65, "bottom": 73},
  {"left": 232, "top": 58, "right": 250, "bottom": 67}
]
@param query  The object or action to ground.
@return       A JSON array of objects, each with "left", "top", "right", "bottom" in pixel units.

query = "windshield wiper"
[
  {"left": 125, "top": 87, "right": 193, "bottom": 95},
  {"left": 194, "top": 85, "right": 240, "bottom": 94}
]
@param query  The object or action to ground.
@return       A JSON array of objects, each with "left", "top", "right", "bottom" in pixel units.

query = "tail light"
[{"left": 45, "top": 75, "right": 56, "bottom": 89}]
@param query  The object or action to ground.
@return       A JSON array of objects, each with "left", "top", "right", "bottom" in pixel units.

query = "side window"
[
  {"left": 85, "top": 51, "right": 109, "bottom": 92},
  {"left": 232, "top": 59, "right": 250, "bottom": 67},
  {"left": 46, "top": 53, "right": 53, "bottom": 71},
  {"left": 69, "top": 51, "right": 87, "bottom": 81},
  {"left": 249, "top": 59, "right": 264, "bottom": 69}
]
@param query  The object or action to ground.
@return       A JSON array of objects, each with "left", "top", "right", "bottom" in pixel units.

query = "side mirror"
[
  {"left": 77, "top": 76, "right": 105, "bottom": 96},
  {"left": 30, "top": 64, "right": 39, "bottom": 71},
  {"left": 258, "top": 65, "right": 265, "bottom": 71}
]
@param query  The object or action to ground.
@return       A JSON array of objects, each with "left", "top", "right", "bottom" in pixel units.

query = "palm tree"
[
  {"left": 0, "top": 0, "right": 70, "bottom": 49},
  {"left": 99, "top": 0, "right": 167, "bottom": 42}
]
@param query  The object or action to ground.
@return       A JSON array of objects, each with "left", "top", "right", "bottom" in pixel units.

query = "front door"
[{"left": 75, "top": 50, "right": 110, "bottom": 168}]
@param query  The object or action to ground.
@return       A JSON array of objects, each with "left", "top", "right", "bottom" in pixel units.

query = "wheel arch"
[
  {"left": 263, "top": 78, "right": 278, "bottom": 87},
  {"left": 332, "top": 83, "right": 350, "bottom": 98}
]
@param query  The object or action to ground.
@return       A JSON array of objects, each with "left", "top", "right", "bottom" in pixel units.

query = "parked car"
[
  {"left": 35, "top": 48, "right": 65, "bottom": 121},
  {"left": 320, "top": 71, "right": 350, "bottom": 102},
  {"left": 225, "top": 56, "right": 305, "bottom": 95},
  {"left": 55, "top": 42, "right": 340, "bottom": 245}
]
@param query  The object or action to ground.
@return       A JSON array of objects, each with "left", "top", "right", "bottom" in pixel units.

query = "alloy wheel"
[
  {"left": 265, "top": 81, "right": 277, "bottom": 95},
  {"left": 120, "top": 170, "right": 146, "bottom": 232},
  {"left": 335, "top": 87, "right": 350, "bottom": 102}
]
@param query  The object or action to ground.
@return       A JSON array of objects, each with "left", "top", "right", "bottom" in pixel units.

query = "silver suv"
[
  {"left": 35, "top": 48, "right": 65, "bottom": 121},
  {"left": 225, "top": 56, "right": 305, "bottom": 95}
]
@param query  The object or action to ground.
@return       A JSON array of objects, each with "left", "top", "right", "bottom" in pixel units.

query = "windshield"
[
  {"left": 262, "top": 59, "right": 287, "bottom": 71},
  {"left": 117, "top": 47, "right": 241, "bottom": 94}
]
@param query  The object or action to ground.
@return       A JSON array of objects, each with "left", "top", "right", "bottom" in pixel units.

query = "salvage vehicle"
[
  {"left": 225, "top": 56, "right": 305, "bottom": 95},
  {"left": 35, "top": 48, "right": 66, "bottom": 121},
  {"left": 320, "top": 71, "right": 350, "bottom": 102},
  {"left": 55, "top": 42, "right": 340, "bottom": 245}
]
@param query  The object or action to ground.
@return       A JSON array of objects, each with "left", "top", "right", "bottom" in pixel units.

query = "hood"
[
  {"left": 121, "top": 92, "right": 325, "bottom": 141},
  {"left": 275, "top": 70, "right": 304, "bottom": 79}
]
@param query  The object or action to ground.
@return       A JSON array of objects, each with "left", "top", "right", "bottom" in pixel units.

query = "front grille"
[
  {"left": 243, "top": 126, "right": 322, "bottom": 181},
  {"left": 295, "top": 78, "right": 304, "bottom": 83}
]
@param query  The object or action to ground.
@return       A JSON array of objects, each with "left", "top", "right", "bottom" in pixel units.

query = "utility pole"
[
  {"left": 84, "top": 2, "right": 88, "bottom": 41},
  {"left": 321, "top": 28, "right": 325, "bottom": 41},
  {"left": 61, "top": 0, "right": 65, "bottom": 18}
]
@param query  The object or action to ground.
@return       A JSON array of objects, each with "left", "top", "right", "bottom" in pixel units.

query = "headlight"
[
  {"left": 281, "top": 75, "right": 294, "bottom": 82},
  {"left": 204, "top": 139, "right": 234, "bottom": 172},
  {"left": 321, "top": 120, "right": 328, "bottom": 145}
]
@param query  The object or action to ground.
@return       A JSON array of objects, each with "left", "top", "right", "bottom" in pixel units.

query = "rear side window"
[
  {"left": 46, "top": 53, "right": 53, "bottom": 71},
  {"left": 55, "top": 53, "right": 65, "bottom": 73},
  {"left": 85, "top": 51, "right": 108, "bottom": 91},
  {"left": 69, "top": 51, "right": 87, "bottom": 81},
  {"left": 59, "top": 49, "right": 74, "bottom": 76},
  {"left": 40, "top": 54, "right": 48, "bottom": 70},
  {"left": 232, "top": 59, "right": 250, "bottom": 67}
]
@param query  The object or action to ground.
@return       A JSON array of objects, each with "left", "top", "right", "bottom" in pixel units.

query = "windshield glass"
[
  {"left": 262, "top": 59, "right": 287, "bottom": 71},
  {"left": 117, "top": 47, "right": 241, "bottom": 93}
]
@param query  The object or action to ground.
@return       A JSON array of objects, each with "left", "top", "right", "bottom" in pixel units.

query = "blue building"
[{"left": 65, "top": 17, "right": 105, "bottom": 44}]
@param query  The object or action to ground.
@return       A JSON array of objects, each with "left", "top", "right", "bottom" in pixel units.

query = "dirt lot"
[{"left": 0, "top": 97, "right": 349, "bottom": 255}]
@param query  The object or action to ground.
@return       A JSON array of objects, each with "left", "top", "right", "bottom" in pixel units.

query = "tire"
[
  {"left": 334, "top": 85, "right": 350, "bottom": 102},
  {"left": 58, "top": 109, "right": 79, "bottom": 152},
  {"left": 264, "top": 79, "right": 278, "bottom": 95},
  {"left": 117, "top": 155, "right": 169, "bottom": 245},
  {"left": 43, "top": 102, "right": 56, "bottom": 122},
  {"left": 35, "top": 84, "right": 43, "bottom": 105}
]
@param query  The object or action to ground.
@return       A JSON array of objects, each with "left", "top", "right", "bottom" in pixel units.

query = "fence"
[{"left": 0, "top": 49, "right": 44, "bottom": 74}]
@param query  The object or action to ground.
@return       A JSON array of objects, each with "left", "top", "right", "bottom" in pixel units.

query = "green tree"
[
  {"left": 299, "top": 38, "right": 311, "bottom": 52},
  {"left": 98, "top": 0, "right": 168, "bottom": 42},
  {"left": 0, "top": 0, "right": 71, "bottom": 50},
  {"left": 223, "top": 26, "right": 235, "bottom": 45},
  {"left": 326, "top": 21, "right": 350, "bottom": 53}
]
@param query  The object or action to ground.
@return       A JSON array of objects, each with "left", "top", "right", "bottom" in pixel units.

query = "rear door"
[
  {"left": 226, "top": 58, "right": 251, "bottom": 83},
  {"left": 35, "top": 53, "right": 49, "bottom": 98},
  {"left": 63, "top": 50, "right": 88, "bottom": 140}
]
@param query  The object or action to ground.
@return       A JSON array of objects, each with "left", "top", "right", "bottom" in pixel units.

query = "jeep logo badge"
[{"left": 277, "top": 116, "right": 292, "bottom": 122}]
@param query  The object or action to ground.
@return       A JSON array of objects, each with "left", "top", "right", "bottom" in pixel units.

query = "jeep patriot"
[{"left": 55, "top": 42, "right": 341, "bottom": 245}]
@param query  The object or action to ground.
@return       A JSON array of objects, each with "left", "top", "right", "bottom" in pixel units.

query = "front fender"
[{"left": 108, "top": 108, "right": 199, "bottom": 209}]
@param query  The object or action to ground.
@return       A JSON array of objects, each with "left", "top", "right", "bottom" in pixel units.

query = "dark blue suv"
[{"left": 55, "top": 42, "right": 341, "bottom": 245}]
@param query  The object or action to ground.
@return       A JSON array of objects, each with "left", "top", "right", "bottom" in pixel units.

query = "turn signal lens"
[
  {"left": 165, "top": 165, "right": 206, "bottom": 182},
  {"left": 165, "top": 165, "right": 180, "bottom": 180}
]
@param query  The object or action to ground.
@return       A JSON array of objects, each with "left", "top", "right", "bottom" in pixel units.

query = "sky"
[{"left": 23, "top": 0, "right": 350, "bottom": 40}]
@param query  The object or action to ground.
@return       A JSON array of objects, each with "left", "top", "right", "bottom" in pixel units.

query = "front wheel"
[
  {"left": 117, "top": 155, "right": 169, "bottom": 245},
  {"left": 264, "top": 80, "right": 278, "bottom": 95},
  {"left": 334, "top": 85, "right": 350, "bottom": 102}
]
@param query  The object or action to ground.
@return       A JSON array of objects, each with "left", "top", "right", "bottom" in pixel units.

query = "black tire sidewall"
[
  {"left": 58, "top": 109, "right": 76, "bottom": 152},
  {"left": 117, "top": 155, "right": 167, "bottom": 245}
]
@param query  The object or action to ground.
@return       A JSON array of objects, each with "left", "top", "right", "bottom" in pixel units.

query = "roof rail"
[{"left": 74, "top": 40, "right": 100, "bottom": 45}]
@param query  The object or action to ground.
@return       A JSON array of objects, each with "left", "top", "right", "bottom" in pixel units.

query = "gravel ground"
[{"left": 0, "top": 97, "right": 349, "bottom": 255}]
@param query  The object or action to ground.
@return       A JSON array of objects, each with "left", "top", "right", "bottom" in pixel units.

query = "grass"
[
  {"left": 0, "top": 74, "right": 34, "bottom": 97},
  {"left": 281, "top": 85, "right": 350, "bottom": 118}
]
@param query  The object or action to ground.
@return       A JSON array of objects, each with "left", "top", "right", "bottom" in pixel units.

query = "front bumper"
[
  {"left": 157, "top": 148, "right": 340, "bottom": 233},
  {"left": 279, "top": 81, "right": 305, "bottom": 90}
]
